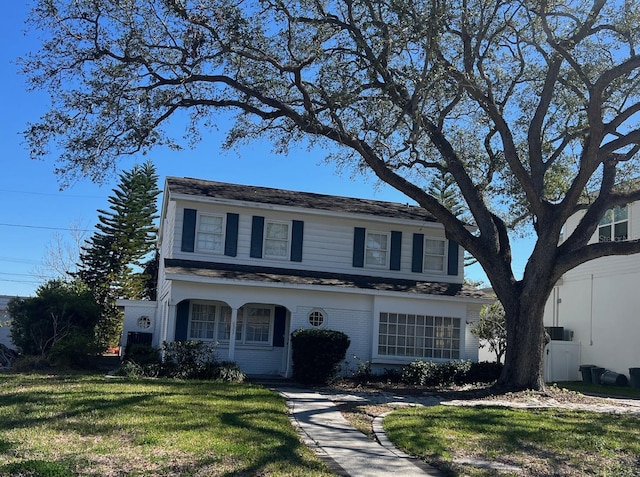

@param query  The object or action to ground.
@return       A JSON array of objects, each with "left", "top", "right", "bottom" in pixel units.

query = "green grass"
[
  {"left": 384, "top": 404, "right": 640, "bottom": 476},
  {"left": 0, "top": 373, "right": 332, "bottom": 477},
  {"left": 558, "top": 380, "right": 640, "bottom": 399}
]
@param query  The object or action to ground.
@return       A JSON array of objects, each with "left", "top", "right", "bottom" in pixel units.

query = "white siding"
[
  {"left": 543, "top": 200, "right": 640, "bottom": 377},
  {"left": 464, "top": 304, "right": 481, "bottom": 362},
  {"left": 170, "top": 199, "right": 461, "bottom": 283}
]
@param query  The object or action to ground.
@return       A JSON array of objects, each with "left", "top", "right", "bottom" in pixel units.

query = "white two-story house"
[
  {"left": 543, "top": 202, "right": 640, "bottom": 380},
  {"left": 119, "top": 176, "right": 488, "bottom": 377}
]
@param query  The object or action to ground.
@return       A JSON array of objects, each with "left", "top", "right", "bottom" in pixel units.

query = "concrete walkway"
[{"left": 278, "top": 387, "right": 442, "bottom": 477}]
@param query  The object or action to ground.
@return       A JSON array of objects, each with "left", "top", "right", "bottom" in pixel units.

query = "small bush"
[
  {"left": 124, "top": 343, "right": 160, "bottom": 365},
  {"left": 350, "top": 355, "right": 372, "bottom": 383},
  {"left": 114, "top": 341, "right": 245, "bottom": 382},
  {"left": 291, "top": 329, "right": 350, "bottom": 384},
  {"left": 462, "top": 361, "right": 503, "bottom": 384},
  {"left": 161, "top": 340, "right": 219, "bottom": 379},
  {"left": 213, "top": 361, "right": 246, "bottom": 383},
  {"left": 48, "top": 330, "right": 100, "bottom": 368},
  {"left": 10, "top": 355, "right": 51, "bottom": 373},
  {"left": 401, "top": 360, "right": 472, "bottom": 386}
]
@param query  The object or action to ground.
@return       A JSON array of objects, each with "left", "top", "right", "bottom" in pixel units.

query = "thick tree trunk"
[{"left": 495, "top": 277, "right": 554, "bottom": 391}]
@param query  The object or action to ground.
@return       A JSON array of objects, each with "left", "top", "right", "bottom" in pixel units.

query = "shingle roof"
[
  {"left": 164, "top": 259, "right": 487, "bottom": 299},
  {"left": 166, "top": 176, "right": 436, "bottom": 222}
]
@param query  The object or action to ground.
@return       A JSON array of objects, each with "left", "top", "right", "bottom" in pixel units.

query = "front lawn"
[
  {"left": 0, "top": 373, "right": 332, "bottom": 477},
  {"left": 384, "top": 404, "right": 640, "bottom": 476}
]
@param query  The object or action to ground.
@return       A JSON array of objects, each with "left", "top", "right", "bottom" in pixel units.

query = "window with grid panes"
[
  {"left": 365, "top": 232, "right": 389, "bottom": 267},
  {"left": 264, "top": 221, "right": 290, "bottom": 258},
  {"left": 196, "top": 214, "right": 224, "bottom": 253},
  {"left": 424, "top": 238, "right": 446, "bottom": 272},
  {"left": 242, "top": 305, "right": 272, "bottom": 343},
  {"left": 377, "top": 312, "right": 460, "bottom": 359},
  {"left": 598, "top": 205, "right": 628, "bottom": 242},
  {"left": 189, "top": 303, "right": 217, "bottom": 340}
]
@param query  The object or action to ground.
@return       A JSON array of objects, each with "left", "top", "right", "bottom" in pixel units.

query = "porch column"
[
  {"left": 165, "top": 304, "right": 177, "bottom": 342},
  {"left": 228, "top": 307, "right": 238, "bottom": 361}
]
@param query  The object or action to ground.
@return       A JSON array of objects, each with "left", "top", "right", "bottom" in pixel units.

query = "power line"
[
  {"left": 0, "top": 278, "right": 43, "bottom": 284},
  {"left": 0, "top": 256, "right": 43, "bottom": 265},
  {"left": 0, "top": 222, "right": 94, "bottom": 232},
  {"left": 0, "top": 188, "right": 104, "bottom": 199}
]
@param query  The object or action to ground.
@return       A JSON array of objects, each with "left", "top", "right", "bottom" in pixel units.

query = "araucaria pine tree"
[{"left": 76, "top": 161, "right": 160, "bottom": 348}]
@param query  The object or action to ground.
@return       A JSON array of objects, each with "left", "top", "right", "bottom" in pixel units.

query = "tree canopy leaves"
[{"left": 20, "top": 0, "right": 640, "bottom": 389}]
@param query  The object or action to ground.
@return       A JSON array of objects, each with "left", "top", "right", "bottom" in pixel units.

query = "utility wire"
[{"left": 0, "top": 222, "right": 94, "bottom": 232}]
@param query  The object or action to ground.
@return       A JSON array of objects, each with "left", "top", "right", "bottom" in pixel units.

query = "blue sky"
[{"left": 0, "top": 3, "right": 533, "bottom": 297}]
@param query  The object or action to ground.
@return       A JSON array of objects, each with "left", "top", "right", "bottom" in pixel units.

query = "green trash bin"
[
  {"left": 590, "top": 366, "right": 605, "bottom": 385},
  {"left": 630, "top": 368, "right": 640, "bottom": 388},
  {"left": 579, "top": 364, "right": 596, "bottom": 383},
  {"left": 601, "top": 370, "right": 628, "bottom": 386}
]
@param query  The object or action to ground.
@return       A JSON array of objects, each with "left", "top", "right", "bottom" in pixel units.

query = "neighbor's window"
[
  {"left": 424, "top": 238, "right": 446, "bottom": 272},
  {"left": 264, "top": 221, "right": 290, "bottom": 258},
  {"left": 377, "top": 312, "right": 460, "bottom": 359},
  {"left": 365, "top": 231, "right": 389, "bottom": 268},
  {"left": 196, "top": 214, "right": 224, "bottom": 253},
  {"left": 598, "top": 205, "right": 628, "bottom": 242}
]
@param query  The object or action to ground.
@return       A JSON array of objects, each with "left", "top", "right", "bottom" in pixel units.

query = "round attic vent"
[{"left": 137, "top": 315, "right": 152, "bottom": 329}]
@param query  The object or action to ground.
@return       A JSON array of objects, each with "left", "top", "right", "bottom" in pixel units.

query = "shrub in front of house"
[
  {"left": 116, "top": 340, "right": 246, "bottom": 382},
  {"left": 401, "top": 359, "right": 473, "bottom": 386},
  {"left": 291, "top": 329, "right": 350, "bottom": 384},
  {"left": 462, "top": 361, "right": 504, "bottom": 384}
]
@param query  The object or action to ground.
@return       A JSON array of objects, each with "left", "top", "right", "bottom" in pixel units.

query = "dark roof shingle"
[
  {"left": 164, "top": 259, "right": 486, "bottom": 299},
  {"left": 167, "top": 176, "right": 436, "bottom": 222}
]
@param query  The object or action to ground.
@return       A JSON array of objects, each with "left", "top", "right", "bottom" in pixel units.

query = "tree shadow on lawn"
[{"left": 217, "top": 408, "right": 331, "bottom": 476}]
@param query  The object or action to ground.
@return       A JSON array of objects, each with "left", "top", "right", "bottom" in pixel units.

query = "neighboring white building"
[
  {"left": 0, "top": 295, "right": 17, "bottom": 350},
  {"left": 120, "top": 177, "right": 490, "bottom": 377},
  {"left": 543, "top": 202, "right": 640, "bottom": 380}
]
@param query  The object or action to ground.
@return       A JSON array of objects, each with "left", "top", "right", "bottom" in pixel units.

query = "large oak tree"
[{"left": 21, "top": 0, "right": 640, "bottom": 390}]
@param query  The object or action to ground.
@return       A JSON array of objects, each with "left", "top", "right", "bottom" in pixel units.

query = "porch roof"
[{"left": 164, "top": 259, "right": 487, "bottom": 299}]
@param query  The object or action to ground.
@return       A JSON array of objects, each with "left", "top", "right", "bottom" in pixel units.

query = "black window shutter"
[
  {"left": 290, "top": 220, "right": 304, "bottom": 262},
  {"left": 175, "top": 300, "right": 190, "bottom": 341},
  {"left": 224, "top": 213, "right": 239, "bottom": 257},
  {"left": 390, "top": 231, "right": 402, "bottom": 270},
  {"left": 273, "top": 306, "right": 287, "bottom": 347},
  {"left": 412, "top": 233, "right": 424, "bottom": 272},
  {"left": 447, "top": 240, "right": 459, "bottom": 276},
  {"left": 353, "top": 227, "right": 366, "bottom": 267},
  {"left": 250, "top": 216, "right": 265, "bottom": 258},
  {"left": 181, "top": 209, "right": 197, "bottom": 252}
]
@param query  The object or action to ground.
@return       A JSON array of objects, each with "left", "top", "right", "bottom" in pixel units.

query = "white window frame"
[
  {"left": 598, "top": 205, "right": 628, "bottom": 243},
  {"left": 308, "top": 308, "right": 327, "bottom": 327},
  {"left": 237, "top": 304, "right": 274, "bottom": 345},
  {"left": 195, "top": 213, "right": 225, "bottom": 254},
  {"left": 377, "top": 312, "right": 461, "bottom": 360},
  {"left": 423, "top": 237, "right": 446, "bottom": 273},
  {"left": 365, "top": 231, "right": 390, "bottom": 269},
  {"left": 188, "top": 301, "right": 232, "bottom": 342},
  {"left": 263, "top": 220, "right": 291, "bottom": 259}
]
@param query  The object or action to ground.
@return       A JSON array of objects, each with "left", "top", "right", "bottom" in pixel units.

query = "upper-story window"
[
  {"left": 196, "top": 214, "right": 225, "bottom": 253},
  {"left": 424, "top": 238, "right": 446, "bottom": 272},
  {"left": 264, "top": 220, "right": 291, "bottom": 258},
  {"left": 599, "top": 205, "right": 628, "bottom": 242},
  {"left": 365, "top": 231, "right": 390, "bottom": 268}
]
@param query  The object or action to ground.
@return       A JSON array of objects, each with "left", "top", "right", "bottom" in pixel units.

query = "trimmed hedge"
[
  {"left": 291, "top": 329, "right": 350, "bottom": 384},
  {"left": 401, "top": 360, "right": 503, "bottom": 386}
]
